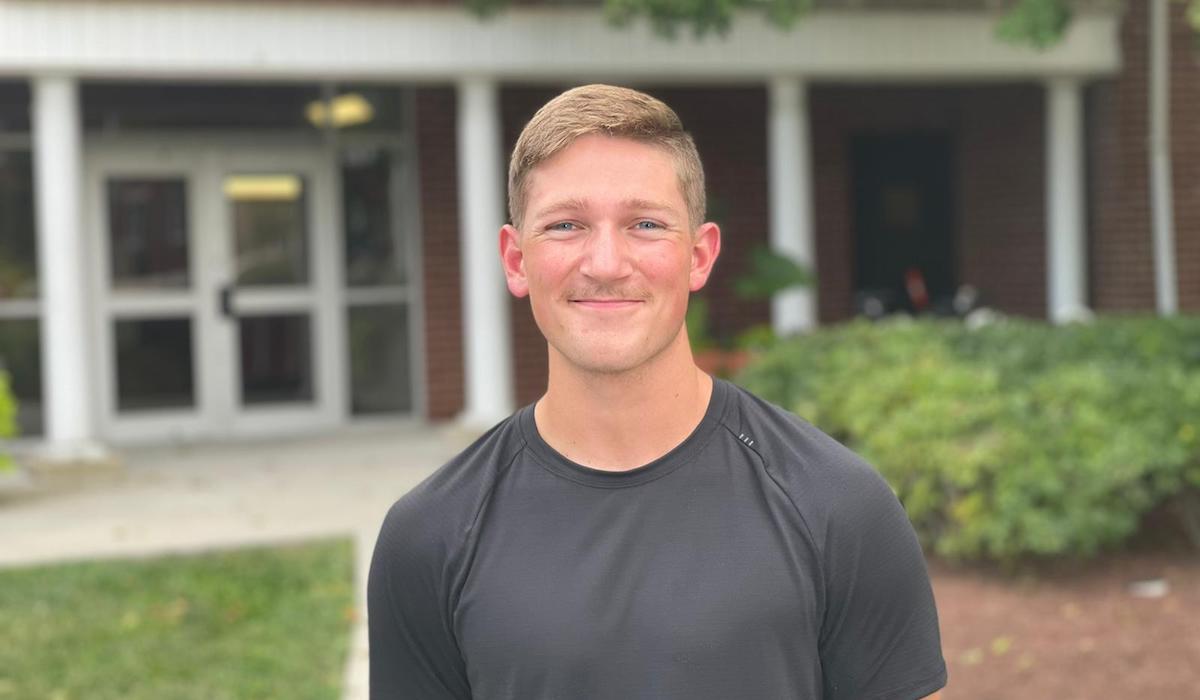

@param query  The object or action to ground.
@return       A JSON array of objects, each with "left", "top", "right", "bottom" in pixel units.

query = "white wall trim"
[{"left": 0, "top": 3, "right": 1120, "bottom": 81}]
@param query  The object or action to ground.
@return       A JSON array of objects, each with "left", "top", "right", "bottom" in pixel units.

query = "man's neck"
[{"left": 533, "top": 333, "right": 714, "bottom": 472}]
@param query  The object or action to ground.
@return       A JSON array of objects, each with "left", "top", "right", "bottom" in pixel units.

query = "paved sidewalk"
[{"left": 0, "top": 424, "right": 470, "bottom": 700}]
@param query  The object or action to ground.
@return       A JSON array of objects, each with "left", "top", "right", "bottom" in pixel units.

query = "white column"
[
  {"left": 32, "top": 75, "right": 100, "bottom": 458},
  {"left": 767, "top": 77, "right": 817, "bottom": 335},
  {"left": 456, "top": 77, "right": 513, "bottom": 428},
  {"left": 1149, "top": 0, "right": 1178, "bottom": 315},
  {"left": 1045, "top": 78, "right": 1089, "bottom": 323}
]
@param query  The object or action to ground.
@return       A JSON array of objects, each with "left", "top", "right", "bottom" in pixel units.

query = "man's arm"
[
  {"left": 368, "top": 500, "right": 471, "bottom": 699},
  {"left": 816, "top": 454, "right": 948, "bottom": 700}
]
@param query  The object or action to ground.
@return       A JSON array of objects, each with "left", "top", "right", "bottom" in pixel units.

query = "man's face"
[{"left": 500, "top": 134, "right": 720, "bottom": 375}]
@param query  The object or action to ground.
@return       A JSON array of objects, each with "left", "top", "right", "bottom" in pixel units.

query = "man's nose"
[{"left": 579, "top": 226, "right": 634, "bottom": 281}]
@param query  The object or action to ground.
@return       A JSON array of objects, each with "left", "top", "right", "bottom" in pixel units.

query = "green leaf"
[
  {"left": 731, "top": 245, "right": 813, "bottom": 301},
  {"left": 995, "top": 0, "right": 1073, "bottom": 50}
]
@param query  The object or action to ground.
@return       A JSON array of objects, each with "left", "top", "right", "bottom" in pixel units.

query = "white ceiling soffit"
[{"left": 0, "top": 1, "right": 1120, "bottom": 81}]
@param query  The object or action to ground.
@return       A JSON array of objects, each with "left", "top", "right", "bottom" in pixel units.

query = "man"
[{"left": 368, "top": 84, "right": 947, "bottom": 699}]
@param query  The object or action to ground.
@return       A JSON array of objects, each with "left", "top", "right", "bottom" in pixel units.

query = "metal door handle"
[{"left": 219, "top": 284, "right": 236, "bottom": 319}]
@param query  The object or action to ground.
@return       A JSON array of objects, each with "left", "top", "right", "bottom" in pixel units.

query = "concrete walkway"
[{"left": 0, "top": 424, "right": 471, "bottom": 700}]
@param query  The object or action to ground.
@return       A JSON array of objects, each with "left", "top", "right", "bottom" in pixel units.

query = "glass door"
[
  {"left": 88, "top": 148, "right": 209, "bottom": 442},
  {"left": 88, "top": 144, "right": 342, "bottom": 442},
  {"left": 214, "top": 149, "right": 343, "bottom": 435}
]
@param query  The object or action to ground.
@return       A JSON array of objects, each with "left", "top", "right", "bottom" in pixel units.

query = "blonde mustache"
[{"left": 565, "top": 286, "right": 652, "bottom": 301}]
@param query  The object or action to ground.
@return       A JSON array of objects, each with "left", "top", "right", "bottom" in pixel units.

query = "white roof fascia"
[{"left": 0, "top": 2, "right": 1120, "bottom": 82}]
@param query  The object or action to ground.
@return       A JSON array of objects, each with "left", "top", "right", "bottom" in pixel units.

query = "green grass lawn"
[{"left": 0, "top": 538, "right": 355, "bottom": 700}]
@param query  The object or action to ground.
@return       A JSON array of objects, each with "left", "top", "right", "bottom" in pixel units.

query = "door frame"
[{"left": 84, "top": 137, "right": 347, "bottom": 443}]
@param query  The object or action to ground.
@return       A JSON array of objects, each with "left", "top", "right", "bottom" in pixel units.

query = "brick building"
[{"left": 0, "top": 0, "right": 1193, "bottom": 457}]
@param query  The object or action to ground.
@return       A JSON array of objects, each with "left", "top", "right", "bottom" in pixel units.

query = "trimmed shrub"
[
  {"left": 0, "top": 369, "right": 15, "bottom": 470},
  {"left": 737, "top": 316, "right": 1200, "bottom": 562}
]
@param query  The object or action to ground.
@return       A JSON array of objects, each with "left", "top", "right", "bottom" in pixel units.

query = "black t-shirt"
[{"left": 368, "top": 379, "right": 947, "bottom": 699}]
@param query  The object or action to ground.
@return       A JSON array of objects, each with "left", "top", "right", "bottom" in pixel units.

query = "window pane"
[
  {"left": 0, "top": 151, "right": 37, "bottom": 299},
  {"left": 0, "top": 318, "right": 43, "bottom": 436},
  {"left": 348, "top": 304, "right": 412, "bottom": 415},
  {"left": 107, "top": 178, "right": 190, "bottom": 290},
  {"left": 239, "top": 314, "right": 313, "bottom": 405},
  {"left": 115, "top": 318, "right": 195, "bottom": 412},
  {"left": 227, "top": 174, "right": 309, "bottom": 286},
  {"left": 0, "top": 81, "right": 30, "bottom": 133},
  {"left": 83, "top": 82, "right": 325, "bottom": 132},
  {"left": 342, "top": 147, "right": 406, "bottom": 287}
]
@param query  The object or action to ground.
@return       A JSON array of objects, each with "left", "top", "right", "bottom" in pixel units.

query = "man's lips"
[{"left": 569, "top": 299, "right": 644, "bottom": 309}]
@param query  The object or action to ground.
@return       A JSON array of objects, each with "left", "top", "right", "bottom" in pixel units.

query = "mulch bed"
[{"left": 932, "top": 548, "right": 1200, "bottom": 699}]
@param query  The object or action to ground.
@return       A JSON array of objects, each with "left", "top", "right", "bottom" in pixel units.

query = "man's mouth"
[{"left": 569, "top": 299, "right": 644, "bottom": 309}]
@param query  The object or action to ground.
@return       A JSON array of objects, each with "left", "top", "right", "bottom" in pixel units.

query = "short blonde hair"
[{"left": 507, "top": 84, "right": 706, "bottom": 230}]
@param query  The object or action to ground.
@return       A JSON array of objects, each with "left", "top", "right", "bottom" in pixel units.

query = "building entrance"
[
  {"left": 852, "top": 131, "right": 956, "bottom": 315},
  {"left": 86, "top": 143, "right": 345, "bottom": 442}
]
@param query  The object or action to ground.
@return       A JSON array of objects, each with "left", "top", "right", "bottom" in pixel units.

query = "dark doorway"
[{"left": 852, "top": 132, "right": 956, "bottom": 315}]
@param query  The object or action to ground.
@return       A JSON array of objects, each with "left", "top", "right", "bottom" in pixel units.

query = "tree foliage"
[
  {"left": 995, "top": 0, "right": 1074, "bottom": 49},
  {"left": 464, "top": 0, "right": 1200, "bottom": 48},
  {"left": 602, "top": 0, "right": 813, "bottom": 38}
]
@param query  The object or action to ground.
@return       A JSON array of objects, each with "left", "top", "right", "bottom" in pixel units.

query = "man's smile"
[{"left": 569, "top": 299, "right": 644, "bottom": 309}]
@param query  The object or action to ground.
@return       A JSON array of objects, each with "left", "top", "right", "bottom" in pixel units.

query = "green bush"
[
  {"left": 0, "top": 368, "right": 16, "bottom": 470},
  {"left": 736, "top": 316, "right": 1200, "bottom": 562}
]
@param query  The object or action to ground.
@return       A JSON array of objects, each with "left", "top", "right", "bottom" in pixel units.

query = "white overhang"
[{"left": 0, "top": 1, "right": 1120, "bottom": 82}]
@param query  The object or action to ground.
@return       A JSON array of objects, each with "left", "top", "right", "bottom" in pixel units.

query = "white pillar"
[
  {"left": 32, "top": 75, "right": 100, "bottom": 458},
  {"left": 1045, "top": 78, "right": 1089, "bottom": 323},
  {"left": 456, "top": 77, "right": 514, "bottom": 428},
  {"left": 767, "top": 77, "right": 817, "bottom": 335},
  {"left": 1149, "top": 0, "right": 1178, "bottom": 315}
]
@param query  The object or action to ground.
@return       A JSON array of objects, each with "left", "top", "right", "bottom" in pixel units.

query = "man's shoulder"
[
  {"left": 376, "top": 411, "right": 527, "bottom": 558},
  {"left": 721, "top": 381, "right": 865, "bottom": 476},
  {"left": 720, "top": 381, "right": 900, "bottom": 535}
]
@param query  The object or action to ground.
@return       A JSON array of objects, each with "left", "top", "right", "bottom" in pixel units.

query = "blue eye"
[
  {"left": 635, "top": 221, "right": 662, "bottom": 230},
  {"left": 549, "top": 222, "right": 577, "bottom": 232}
]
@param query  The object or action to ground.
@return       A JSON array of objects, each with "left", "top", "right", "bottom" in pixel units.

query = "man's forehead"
[
  {"left": 524, "top": 138, "right": 683, "bottom": 202},
  {"left": 530, "top": 134, "right": 674, "bottom": 175}
]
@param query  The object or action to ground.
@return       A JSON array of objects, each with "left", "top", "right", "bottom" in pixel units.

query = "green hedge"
[
  {"left": 0, "top": 369, "right": 15, "bottom": 470},
  {"left": 737, "top": 316, "right": 1200, "bottom": 562}
]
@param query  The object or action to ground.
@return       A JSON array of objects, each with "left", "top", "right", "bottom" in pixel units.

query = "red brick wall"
[
  {"left": 1089, "top": 4, "right": 1157, "bottom": 310},
  {"left": 958, "top": 85, "right": 1046, "bottom": 318},
  {"left": 1167, "top": 2, "right": 1200, "bottom": 311},
  {"left": 1090, "top": 0, "right": 1200, "bottom": 312},
  {"left": 415, "top": 87, "right": 465, "bottom": 420},
  {"left": 809, "top": 91, "right": 855, "bottom": 324},
  {"left": 810, "top": 84, "right": 1047, "bottom": 321},
  {"left": 500, "top": 84, "right": 771, "bottom": 406}
]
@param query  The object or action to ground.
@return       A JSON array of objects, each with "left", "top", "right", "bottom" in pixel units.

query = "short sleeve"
[
  {"left": 817, "top": 459, "right": 947, "bottom": 700},
  {"left": 368, "top": 499, "right": 472, "bottom": 699}
]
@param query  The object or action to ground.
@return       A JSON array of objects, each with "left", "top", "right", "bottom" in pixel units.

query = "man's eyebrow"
[
  {"left": 624, "top": 198, "right": 679, "bottom": 214},
  {"left": 532, "top": 198, "right": 589, "bottom": 221}
]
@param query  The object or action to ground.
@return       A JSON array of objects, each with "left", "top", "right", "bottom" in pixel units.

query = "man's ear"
[
  {"left": 688, "top": 222, "right": 721, "bottom": 292},
  {"left": 499, "top": 224, "right": 529, "bottom": 298}
]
